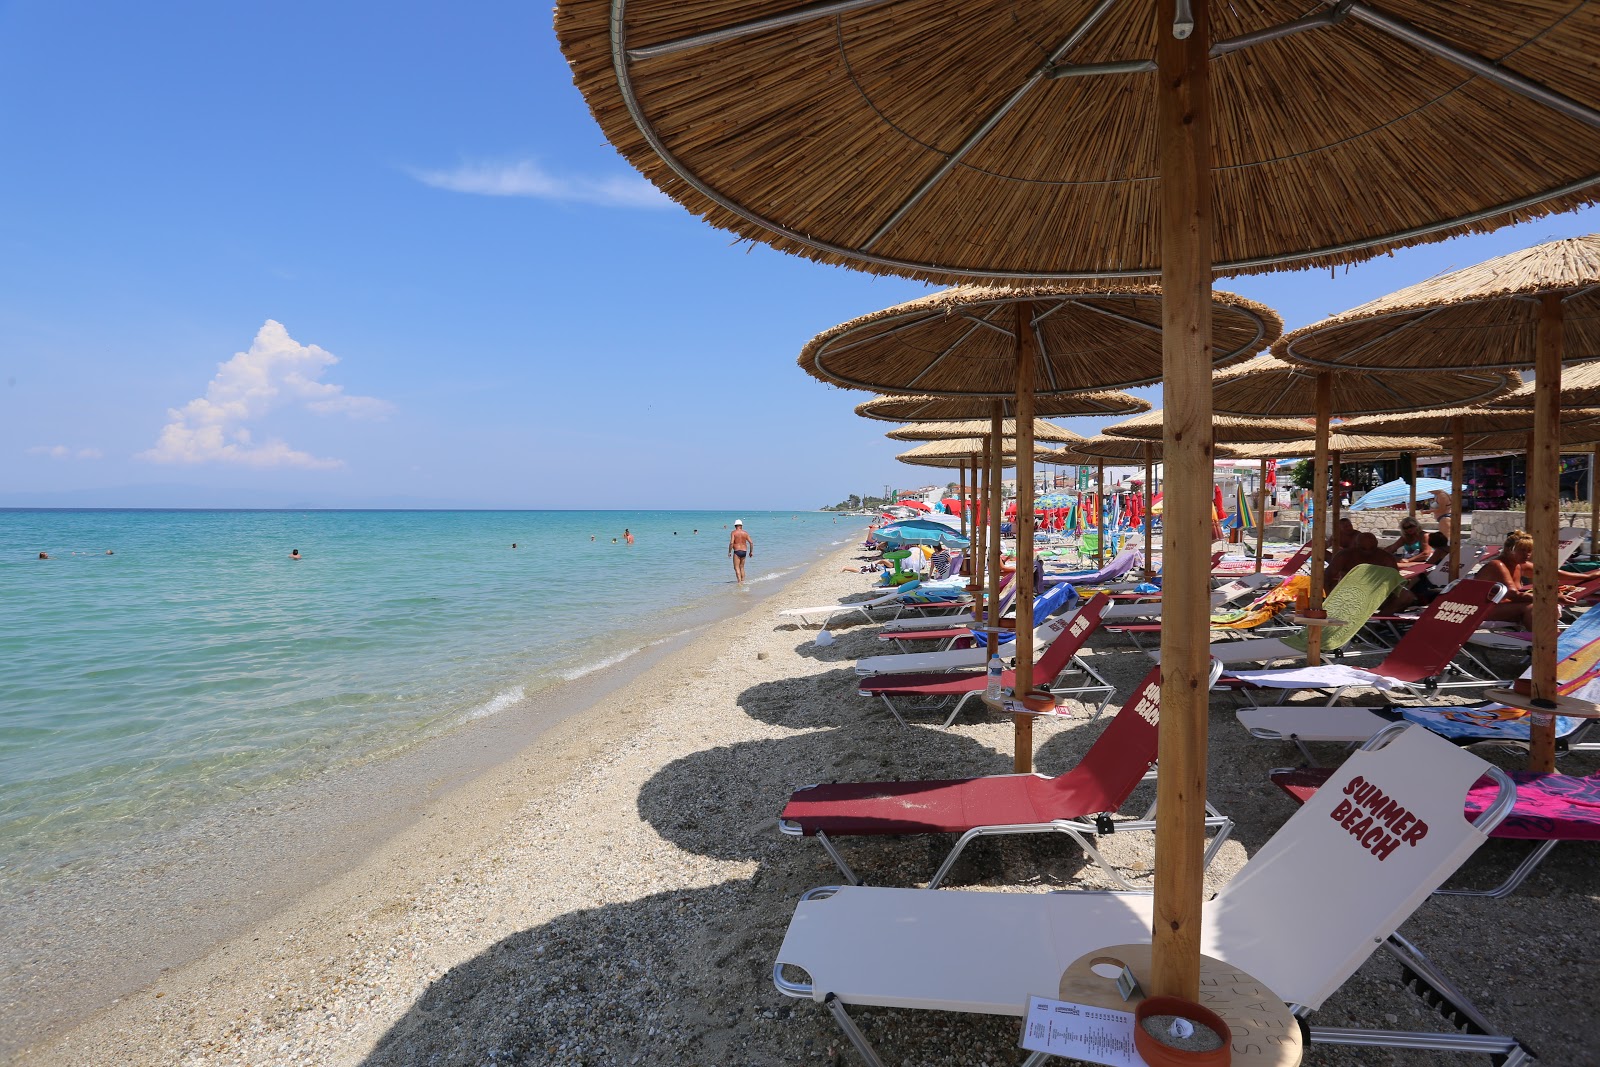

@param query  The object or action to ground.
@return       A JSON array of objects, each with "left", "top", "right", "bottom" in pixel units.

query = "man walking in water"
[{"left": 728, "top": 520, "right": 753, "bottom": 583}]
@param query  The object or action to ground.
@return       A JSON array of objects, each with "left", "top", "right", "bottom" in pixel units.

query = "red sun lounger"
[
  {"left": 856, "top": 594, "right": 1114, "bottom": 726},
  {"left": 1221, "top": 579, "right": 1506, "bottom": 705},
  {"left": 783, "top": 661, "right": 1231, "bottom": 889}
]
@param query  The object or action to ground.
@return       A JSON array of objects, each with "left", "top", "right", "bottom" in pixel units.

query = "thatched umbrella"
[
  {"left": 1287, "top": 235, "right": 1600, "bottom": 772},
  {"left": 1209, "top": 354, "right": 1517, "bottom": 653},
  {"left": 801, "top": 284, "right": 1276, "bottom": 392},
  {"left": 805, "top": 284, "right": 1279, "bottom": 786},
  {"left": 557, "top": 0, "right": 1600, "bottom": 1001}
]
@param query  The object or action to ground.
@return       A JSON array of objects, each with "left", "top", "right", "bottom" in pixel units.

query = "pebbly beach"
[{"left": 10, "top": 536, "right": 1597, "bottom": 1066}]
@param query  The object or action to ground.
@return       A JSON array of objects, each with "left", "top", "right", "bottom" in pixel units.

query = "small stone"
[{"left": 757, "top": 652, "right": 769, "bottom": 660}]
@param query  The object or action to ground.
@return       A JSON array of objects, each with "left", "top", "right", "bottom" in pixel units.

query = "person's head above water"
[{"left": 290, "top": 549, "right": 301, "bottom": 559}]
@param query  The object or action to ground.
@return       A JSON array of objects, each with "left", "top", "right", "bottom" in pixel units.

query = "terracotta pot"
[{"left": 1133, "top": 996, "right": 1232, "bottom": 1067}]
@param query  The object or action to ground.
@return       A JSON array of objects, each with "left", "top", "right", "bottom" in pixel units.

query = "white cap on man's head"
[{"left": 734, "top": 519, "right": 743, "bottom": 526}]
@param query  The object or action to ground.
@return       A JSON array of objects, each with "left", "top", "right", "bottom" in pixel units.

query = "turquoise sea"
[{"left": 0, "top": 509, "right": 856, "bottom": 889}]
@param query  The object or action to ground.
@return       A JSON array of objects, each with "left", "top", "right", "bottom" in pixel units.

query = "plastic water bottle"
[{"left": 985, "top": 654, "right": 1003, "bottom": 700}]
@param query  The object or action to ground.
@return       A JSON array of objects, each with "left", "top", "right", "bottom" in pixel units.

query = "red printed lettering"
[{"left": 1330, "top": 798, "right": 1352, "bottom": 822}]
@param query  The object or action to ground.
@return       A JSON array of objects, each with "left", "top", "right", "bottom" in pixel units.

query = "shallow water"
[{"left": 0, "top": 509, "right": 857, "bottom": 886}]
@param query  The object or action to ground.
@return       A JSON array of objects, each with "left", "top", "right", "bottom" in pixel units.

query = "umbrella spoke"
[{"left": 623, "top": 0, "right": 899, "bottom": 62}]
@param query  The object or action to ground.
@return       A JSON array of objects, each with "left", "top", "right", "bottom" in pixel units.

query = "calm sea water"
[{"left": 0, "top": 509, "right": 856, "bottom": 886}]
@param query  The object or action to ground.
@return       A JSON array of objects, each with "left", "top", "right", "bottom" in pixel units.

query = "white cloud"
[
  {"left": 28, "top": 445, "right": 101, "bottom": 460},
  {"left": 409, "top": 159, "right": 669, "bottom": 209},
  {"left": 139, "top": 320, "right": 391, "bottom": 470}
]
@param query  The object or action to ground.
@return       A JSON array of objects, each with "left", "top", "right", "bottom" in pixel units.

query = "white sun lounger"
[
  {"left": 779, "top": 583, "right": 959, "bottom": 628},
  {"left": 854, "top": 609, "right": 1082, "bottom": 677},
  {"left": 774, "top": 723, "right": 1525, "bottom": 1066},
  {"left": 877, "top": 580, "right": 1018, "bottom": 633}
]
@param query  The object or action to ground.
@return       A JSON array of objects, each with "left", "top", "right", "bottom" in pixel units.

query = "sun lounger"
[
  {"left": 779, "top": 582, "right": 930, "bottom": 628},
  {"left": 855, "top": 599, "right": 1088, "bottom": 678},
  {"left": 1110, "top": 575, "right": 1308, "bottom": 648},
  {"left": 774, "top": 723, "right": 1527, "bottom": 1066},
  {"left": 1211, "top": 542, "right": 1311, "bottom": 579},
  {"left": 1223, "top": 579, "right": 1505, "bottom": 705},
  {"left": 876, "top": 582, "right": 1075, "bottom": 649},
  {"left": 877, "top": 576, "right": 1017, "bottom": 634},
  {"left": 1150, "top": 565, "right": 1401, "bottom": 666},
  {"left": 1040, "top": 548, "right": 1141, "bottom": 587},
  {"left": 790, "top": 660, "right": 1228, "bottom": 885},
  {"left": 856, "top": 595, "right": 1115, "bottom": 726}
]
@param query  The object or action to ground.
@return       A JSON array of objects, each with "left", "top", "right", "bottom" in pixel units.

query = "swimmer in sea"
[
  {"left": 624, "top": 529, "right": 634, "bottom": 545},
  {"left": 38, "top": 552, "right": 49, "bottom": 560},
  {"left": 290, "top": 549, "right": 301, "bottom": 560},
  {"left": 728, "top": 519, "right": 753, "bottom": 583}
]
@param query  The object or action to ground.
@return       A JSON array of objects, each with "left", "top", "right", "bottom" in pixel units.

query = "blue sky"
[{"left": 1, "top": 2, "right": 1594, "bottom": 510}]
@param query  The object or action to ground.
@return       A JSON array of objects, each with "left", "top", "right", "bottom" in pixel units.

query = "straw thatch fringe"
[
  {"left": 856, "top": 392, "right": 1148, "bottom": 421},
  {"left": 1102, "top": 407, "right": 1314, "bottom": 443},
  {"left": 1344, "top": 406, "right": 1600, "bottom": 436},
  {"left": 885, "top": 419, "right": 1084, "bottom": 443},
  {"left": 1226, "top": 434, "right": 1441, "bottom": 459}
]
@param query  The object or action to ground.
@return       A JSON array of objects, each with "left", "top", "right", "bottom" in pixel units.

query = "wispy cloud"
[
  {"left": 139, "top": 320, "right": 391, "bottom": 470},
  {"left": 27, "top": 445, "right": 102, "bottom": 460},
  {"left": 409, "top": 159, "right": 668, "bottom": 209}
]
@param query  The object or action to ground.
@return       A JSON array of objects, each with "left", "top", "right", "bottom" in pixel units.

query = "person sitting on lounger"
[
  {"left": 1475, "top": 529, "right": 1586, "bottom": 628},
  {"left": 1382, "top": 517, "right": 1427, "bottom": 561},
  {"left": 1329, "top": 532, "right": 1413, "bottom": 612}
]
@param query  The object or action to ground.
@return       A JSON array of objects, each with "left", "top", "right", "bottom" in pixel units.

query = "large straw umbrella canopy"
[
  {"left": 802, "top": 285, "right": 1280, "bottom": 392},
  {"left": 556, "top": 0, "right": 1600, "bottom": 1005},
  {"left": 1490, "top": 357, "right": 1600, "bottom": 410},
  {"left": 857, "top": 392, "right": 1148, "bottom": 422},
  {"left": 555, "top": 3, "right": 1600, "bottom": 283},
  {"left": 1063, "top": 436, "right": 1239, "bottom": 462},
  {"left": 886, "top": 420, "right": 1083, "bottom": 443}
]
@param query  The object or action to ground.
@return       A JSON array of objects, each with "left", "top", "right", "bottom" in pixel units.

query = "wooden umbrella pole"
[
  {"left": 1254, "top": 457, "right": 1267, "bottom": 573},
  {"left": 1144, "top": 442, "right": 1155, "bottom": 579},
  {"left": 976, "top": 446, "right": 989, "bottom": 601},
  {"left": 1330, "top": 450, "right": 1343, "bottom": 539},
  {"left": 1097, "top": 460, "right": 1107, "bottom": 567},
  {"left": 1409, "top": 455, "right": 1418, "bottom": 521},
  {"left": 988, "top": 405, "right": 1004, "bottom": 653},
  {"left": 1592, "top": 444, "right": 1600, "bottom": 561},
  {"left": 1308, "top": 374, "right": 1333, "bottom": 668},
  {"left": 958, "top": 457, "right": 968, "bottom": 544},
  {"left": 1529, "top": 292, "right": 1563, "bottom": 773},
  {"left": 1450, "top": 419, "right": 1465, "bottom": 580},
  {"left": 1014, "top": 303, "right": 1036, "bottom": 773},
  {"left": 1151, "top": 0, "right": 1212, "bottom": 1003}
]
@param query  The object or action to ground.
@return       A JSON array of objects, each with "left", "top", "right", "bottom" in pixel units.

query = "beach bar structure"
[{"left": 556, "top": 0, "right": 1600, "bottom": 1012}]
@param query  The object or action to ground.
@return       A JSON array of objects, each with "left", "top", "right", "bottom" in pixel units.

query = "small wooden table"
[
  {"left": 1483, "top": 688, "right": 1600, "bottom": 718},
  {"left": 1057, "top": 944, "right": 1302, "bottom": 1067}
]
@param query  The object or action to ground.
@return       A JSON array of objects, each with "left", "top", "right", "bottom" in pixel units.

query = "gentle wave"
[{"left": 458, "top": 686, "right": 527, "bottom": 723}]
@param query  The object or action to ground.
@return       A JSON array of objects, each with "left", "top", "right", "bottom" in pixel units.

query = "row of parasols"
[{"left": 554, "top": 0, "right": 1600, "bottom": 1003}]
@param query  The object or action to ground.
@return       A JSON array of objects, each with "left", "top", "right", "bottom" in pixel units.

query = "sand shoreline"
[
  {"left": 8, "top": 542, "right": 848, "bottom": 1064},
  {"left": 22, "top": 539, "right": 1598, "bottom": 1066}
]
